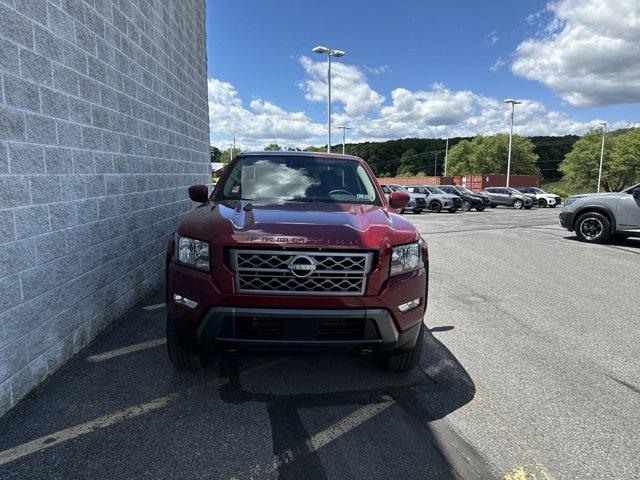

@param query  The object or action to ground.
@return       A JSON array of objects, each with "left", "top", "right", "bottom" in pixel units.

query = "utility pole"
[
  {"left": 229, "top": 137, "right": 236, "bottom": 161},
  {"left": 337, "top": 125, "right": 352, "bottom": 154},
  {"left": 444, "top": 138, "right": 449, "bottom": 176},
  {"left": 312, "top": 46, "right": 346, "bottom": 153},
  {"left": 504, "top": 99, "right": 522, "bottom": 188},
  {"left": 597, "top": 122, "right": 606, "bottom": 193}
]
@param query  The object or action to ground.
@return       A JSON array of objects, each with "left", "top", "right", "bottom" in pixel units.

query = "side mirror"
[
  {"left": 633, "top": 188, "right": 640, "bottom": 198},
  {"left": 388, "top": 191, "right": 410, "bottom": 209},
  {"left": 188, "top": 184, "right": 208, "bottom": 203}
]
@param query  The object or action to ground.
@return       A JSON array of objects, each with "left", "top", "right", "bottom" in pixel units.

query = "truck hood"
[
  {"left": 570, "top": 192, "right": 618, "bottom": 199},
  {"left": 178, "top": 200, "right": 420, "bottom": 250}
]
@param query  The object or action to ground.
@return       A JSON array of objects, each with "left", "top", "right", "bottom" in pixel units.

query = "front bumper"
[
  {"left": 559, "top": 212, "right": 574, "bottom": 229},
  {"left": 172, "top": 307, "right": 422, "bottom": 353}
]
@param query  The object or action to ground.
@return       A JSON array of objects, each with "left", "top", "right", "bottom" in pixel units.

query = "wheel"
[
  {"left": 461, "top": 200, "right": 472, "bottom": 212},
  {"left": 447, "top": 208, "right": 457, "bottom": 213},
  {"left": 524, "top": 205, "right": 532, "bottom": 210},
  {"left": 574, "top": 212, "right": 611, "bottom": 243},
  {"left": 512, "top": 199, "right": 523, "bottom": 209},
  {"left": 381, "top": 323, "right": 424, "bottom": 373},
  {"left": 538, "top": 199, "right": 547, "bottom": 208},
  {"left": 399, "top": 209, "right": 405, "bottom": 214},
  {"left": 549, "top": 204, "right": 557, "bottom": 208},
  {"left": 412, "top": 209, "right": 423, "bottom": 214},
  {"left": 430, "top": 201, "right": 442, "bottom": 213},
  {"left": 490, "top": 204, "right": 497, "bottom": 208},
  {"left": 167, "top": 314, "right": 202, "bottom": 371},
  {"left": 475, "top": 206, "right": 485, "bottom": 212}
]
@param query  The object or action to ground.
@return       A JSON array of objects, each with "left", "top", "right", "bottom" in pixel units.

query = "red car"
[{"left": 166, "top": 152, "right": 428, "bottom": 372}]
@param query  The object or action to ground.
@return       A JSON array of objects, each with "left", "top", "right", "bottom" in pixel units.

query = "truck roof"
[{"left": 240, "top": 151, "right": 362, "bottom": 161}]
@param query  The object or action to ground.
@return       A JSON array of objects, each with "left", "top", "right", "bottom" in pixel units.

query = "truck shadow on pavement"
[{"left": 214, "top": 330, "right": 494, "bottom": 480}]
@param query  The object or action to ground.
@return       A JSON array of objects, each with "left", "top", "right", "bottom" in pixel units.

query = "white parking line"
[
  {"left": 87, "top": 338, "right": 167, "bottom": 362},
  {"left": 0, "top": 360, "right": 286, "bottom": 466},
  {"left": 142, "top": 302, "right": 166, "bottom": 310}
]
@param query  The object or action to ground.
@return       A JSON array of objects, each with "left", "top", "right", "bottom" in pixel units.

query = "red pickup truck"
[{"left": 166, "top": 152, "right": 428, "bottom": 372}]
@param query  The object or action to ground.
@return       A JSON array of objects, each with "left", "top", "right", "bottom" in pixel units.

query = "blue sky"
[{"left": 205, "top": 0, "right": 639, "bottom": 149}]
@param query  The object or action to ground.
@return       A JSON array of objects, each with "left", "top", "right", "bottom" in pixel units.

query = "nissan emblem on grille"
[
  {"left": 287, "top": 255, "right": 317, "bottom": 278},
  {"left": 230, "top": 249, "right": 374, "bottom": 296}
]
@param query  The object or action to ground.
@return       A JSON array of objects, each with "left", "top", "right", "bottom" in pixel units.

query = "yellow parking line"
[
  {"left": 87, "top": 338, "right": 167, "bottom": 362},
  {"left": 0, "top": 359, "right": 286, "bottom": 466}
]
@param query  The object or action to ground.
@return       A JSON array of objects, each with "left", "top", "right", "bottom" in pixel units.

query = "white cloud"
[
  {"left": 298, "top": 56, "right": 385, "bottom": 116},
  {"left": 512, "top": 0, "right": 640, "bottom": 107},
  {"left": 484, "top": 30, "right": 499, "bottom": 46},
  {"left": 208, "top": 56, "right": 637, "bottom": 149},
  {"left": 208, "top": 78, "right": 323, "bottom": 149},
  {"left": 491, "top": 57, "right": 507, "bottom": 72},
  {"left": 363, "top": 65, "right": 391, "bottom": 75}
]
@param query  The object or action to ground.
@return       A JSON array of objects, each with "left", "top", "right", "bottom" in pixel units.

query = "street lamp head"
[
  {"left": 504, "top": 99, "right": 522, "bottom": 104},
  {"left": 330, "top": 49, "right": 346, "bottom": 57},
  {"left": 312, "top": 46, "right": 329, "bottom": 54}
]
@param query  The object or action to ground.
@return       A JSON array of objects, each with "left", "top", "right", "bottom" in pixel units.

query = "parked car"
[
  {"left": 405, "top": 185, "right": 461, "bottom": 212},
  {"left": 559, "top": 182, "right": 640, "bottom": 243},
  {"left": 382, "top": 184, "right": 426, "bottom": 214},
  {"left": 516, "top": 187, "right": 562, "bottom": 208},
  {"left": 166, "top": 152, "right": 428, "bottom": 372},
  {"left": 482, "top": 187, "right": 534, "bottom": 209},
  {"left": 439, "top": 185, "right": 489, "bottom": 211}
]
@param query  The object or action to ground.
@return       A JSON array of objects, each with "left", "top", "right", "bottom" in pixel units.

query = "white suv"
[{"left": 517, "top": 187, "right": 562, "bottom": 208}]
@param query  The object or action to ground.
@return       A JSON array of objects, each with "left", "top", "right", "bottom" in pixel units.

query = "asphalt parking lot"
[{"left": 0, "top": 207, "right": 638, "bottom": 479}]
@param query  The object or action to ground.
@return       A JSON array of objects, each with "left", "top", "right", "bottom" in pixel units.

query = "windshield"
[
  {"left": 390, "top": 185, "right": 409, "bottom": 193},
  {"left": 458, "top": 187, "right": 474, "bottom": 195},
  {"left": 530, "top": 187, "right": 545, "bottom": 194},
  {"left": 426, "top": 186, "right": 446, "bottom": 195},
  {"left": 217, "top": 155, "right": 381, "bottom": 205},
  {"left": 506, "top": 187, "right": 521, "bottom": 194}
]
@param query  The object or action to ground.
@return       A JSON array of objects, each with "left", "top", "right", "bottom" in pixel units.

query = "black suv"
[{"left": 439, "top": 185, "right": 489, "bottom": 211}]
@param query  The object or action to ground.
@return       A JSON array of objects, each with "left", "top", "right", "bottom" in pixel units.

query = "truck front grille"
[{"left": 229, "top": 249, "right": 374, "bottom": 296}]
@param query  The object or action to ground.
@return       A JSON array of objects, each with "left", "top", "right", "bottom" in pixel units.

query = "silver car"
[
  {"left": 406, "top": 185, "right": 461, "bottom": 213},
  {"left": 381, "top": 184, "right": 426, "bottom": 214},
  {"left": 482, "top": 187, "right": 534, "bottom": 209}
]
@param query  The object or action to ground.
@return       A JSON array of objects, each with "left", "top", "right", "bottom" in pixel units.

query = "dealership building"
[{"left": 0, "top": 0, "right": 211, "bottom": 415}]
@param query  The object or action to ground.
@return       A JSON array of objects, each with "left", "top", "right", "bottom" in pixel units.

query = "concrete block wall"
[{"left": 0, "top": 0, "right": 210, "bottom": 415}]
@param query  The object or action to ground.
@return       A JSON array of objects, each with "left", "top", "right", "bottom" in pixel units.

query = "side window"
[{"left": 381, "top": 185, "right": 390, "bottom": 194}]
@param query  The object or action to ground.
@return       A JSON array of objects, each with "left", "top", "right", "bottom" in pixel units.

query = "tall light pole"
[
  {"left": 597, "top": 122, "right": 607, "bottom": 193},
  {"left": 444, "top": 138, "right": 449, "bottom": 176},
  {"left": 337, "top": 125, "right": 352, "bottom": 154},
  {"left": 312, "top": 45, "right": 346, "bottom": 153},
  {"left": 504, "top": 99, "right": 522, "bottom": 188}
]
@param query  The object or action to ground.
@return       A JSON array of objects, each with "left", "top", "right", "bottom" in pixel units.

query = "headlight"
[
  {"left": 565, "top": 198, "right": 578, "bottom": 206},
  {"left": 175, "top": 234, "right": 210, "bottom": 271},
  {"left": 390, "top": 242, "right": 424, "bottom": 277}
]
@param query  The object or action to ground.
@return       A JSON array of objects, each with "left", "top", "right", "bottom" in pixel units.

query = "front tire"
[
  {"left": 490, "top": 204, "right": 497, "bottom": 208},
  {"left": 430, "top": 201, "right": 442, "bottom": 213},
  {"left": 475, "top": 206, "right": 485, "bottom": 212},
  {"left": 524, "top": 205, "right": 532, "bottom": 210},
  {"left": 462, "top": 200, "right": 472, "bottom": 212},
  {"left": 512, "top": 199, "right": 524, "bottom": 209},
  {"left": 167, "top": 315, "right": 202, "bottom": 371},
  {"left": 538, "top": 199, "right": 547, "bottom": 208},
  {"left": 574, "top": 212, "right": 611, "bottom": 244},
  {"left": 381, "top": 323, "right": 424, "bottom": 373}
]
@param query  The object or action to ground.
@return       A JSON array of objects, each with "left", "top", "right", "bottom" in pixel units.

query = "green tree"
[
  {"left": 560, "top": 128, "right": 640, "bottom": 192},
  {"left": 264, "top": 143, "right": 282, "bottom": 151},
  {"left": 447, "top": 134, "right": 539, "bottom": 176},
  {"left": 219, "top": 147, "right": 242, "bottom": 164},
  {"left": 210, "top": 146, "right": 222, "bottom": 162},
  {"left": 397, "top": 149, "right": 419, "bottom": 176}
]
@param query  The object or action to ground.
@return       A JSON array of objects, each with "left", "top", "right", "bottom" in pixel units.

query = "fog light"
[
  {"left": 173, "top": 294, "right": 198, "bottom": 309},
  {"left": 398, "top": 298, "right": 420, "bottom": 312}
]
